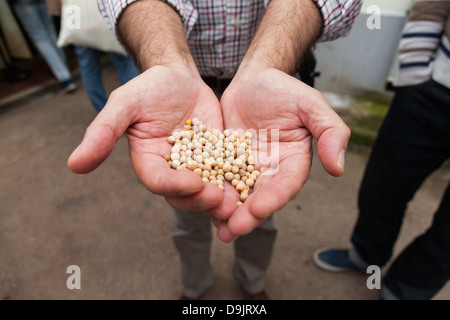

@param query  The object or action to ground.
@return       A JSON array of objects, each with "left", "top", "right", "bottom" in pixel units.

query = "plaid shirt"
[{"left": 98, "top": 0, "right": 362, "bottom": 78}]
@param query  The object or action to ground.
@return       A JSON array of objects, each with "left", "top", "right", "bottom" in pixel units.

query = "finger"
[
  {"left": 205, "top": 182, "right": 240, "bottom": 220},
  {"left": 131, "top": 148, "right": 205, "bottom": 197},
  {"left": 227, "top": 205, "right": 267, "bottom": 237},
  {"left": 68, "top": 92, "right": 136, "bottom": 174},
  {"left": 316, "top": 123, "right": 350, "bottom": 177},
  {"left": 301, "top": 92, "right": 351, "bottom": 177},
  {"left": 211, "top": 217, "right": 221, "bottom": 228},
  {"left": 165, "top": 181, "right": 224, "bottom": 212},
  {"left": 248, "top": 153, "right": 311, "bottom": 219},
  {"left": 215, "top": 220, "right": 239, "bottom": 243}
]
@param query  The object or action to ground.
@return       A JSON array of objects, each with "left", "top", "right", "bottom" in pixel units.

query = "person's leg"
[
  {"left": 232, "top": 216, "right": 277, "bottom": 295},
  {"left": 171, "top": 209, "right": 214, "bottom": 298},
  {"left": 382, "top": 182, "right": 450, "bottom": 299},
  {"left": 12, "top": 0, "right": 73, "bottom": 84},
  {"left": 36, "top": 1, "right": 67, "bottom": 65},
  {"left": 107, "top": 52, "right": 139, "bottom": 84},
  {"left": 351, "top": 80, "right": 450, "bottom": 268},
  {"left": 73, "top": 46, "right": 107, "bottom": 111}
]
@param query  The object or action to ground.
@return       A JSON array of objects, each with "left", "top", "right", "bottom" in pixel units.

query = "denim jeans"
[
  {"left": 12, "top": 0, "right": 73, "bottom": 84},
  {"left": 351, "top": 80, "right": 450, "bottom": 299},
  {"left": 74, "top": 45, "right": 139, "bottom": 111}
]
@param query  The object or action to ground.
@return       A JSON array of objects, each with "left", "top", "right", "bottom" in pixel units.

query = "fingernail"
[
  {"left": 337, "top": 149, "right": 346, "bottom": 174},
  {"left": 198, "top": 199, "right": 217, "bottom": 211}
]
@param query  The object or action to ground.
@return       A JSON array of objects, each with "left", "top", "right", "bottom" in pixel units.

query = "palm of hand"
[
  {"left": 125, "top": 67, "right": 228, "bottom": 205},
  {"left": 69, "top": 66, "right": 225, "bottom": 204},
  {"left": 124, "top": 66, "right": 223, "bottom": 189},
  {"left": 213, "top": 68, "right": 347, "bottom": 241}
]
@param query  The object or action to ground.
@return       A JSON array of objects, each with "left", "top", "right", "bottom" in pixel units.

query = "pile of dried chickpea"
[{"left": 165, "top": 118, "right": 260, "bottom": 206}]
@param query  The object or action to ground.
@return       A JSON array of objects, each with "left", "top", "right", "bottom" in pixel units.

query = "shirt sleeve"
[
  {"left": 98, "top": 0, "right": 361, "bottom": 40},
  {"left": 97, "top": 0, "right": 198, "bottom": 37},
  {"left": 311, "top": 0, "right": 363, "bottom": 41}
]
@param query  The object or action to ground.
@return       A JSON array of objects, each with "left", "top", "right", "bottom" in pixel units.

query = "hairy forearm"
[
  {"left": 240, "top": 0, "right": 323, "bottom": 75},
  {"left": 116, "top": 0, "right": 197, "bottom": 73}
]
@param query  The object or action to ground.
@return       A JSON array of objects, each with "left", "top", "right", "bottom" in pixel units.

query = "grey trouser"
[{"left": 171, "top": 209, "right": 277, "bottom": 298}]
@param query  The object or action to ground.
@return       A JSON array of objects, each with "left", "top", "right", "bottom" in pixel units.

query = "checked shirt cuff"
[
  {"left": 312, "top": 0, "right": 362, "bottom": 41},
  {"left": 98, "top": 0, "right": 198, "bottom": 37}
]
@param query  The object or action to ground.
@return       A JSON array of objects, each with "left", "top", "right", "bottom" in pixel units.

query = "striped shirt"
[
  {"left": 394, "top": 0, "right": 450, "bottom": 89},
  {"left": 98, "top": 0, "right": 362, "bottom": 78}
]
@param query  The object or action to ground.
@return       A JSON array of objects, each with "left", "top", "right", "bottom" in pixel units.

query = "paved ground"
[{"left": 1, "top": 64, "right": 449, "bottom": 300}]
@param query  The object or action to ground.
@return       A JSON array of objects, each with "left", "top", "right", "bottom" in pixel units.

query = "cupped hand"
[
  {"left": 212, "top": 67, "right": 350, "bottom": 242},
  {"left": 68, "top": 65, "right": 225, "bottom": 212}
]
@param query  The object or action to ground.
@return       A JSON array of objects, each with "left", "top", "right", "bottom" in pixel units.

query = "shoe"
[
  {"left": 313, "top": 247, "right": 364, "bottom": 272},
  {"left": 242, "top": 289, "right": 270, "bottom": 300},
  {"left": 59, "top": 82, "right": 77, "bottom": 95}
]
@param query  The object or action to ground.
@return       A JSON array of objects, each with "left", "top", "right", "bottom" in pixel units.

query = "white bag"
[{"left": 57, "top": 0, "right": 128, "bottom": 56}]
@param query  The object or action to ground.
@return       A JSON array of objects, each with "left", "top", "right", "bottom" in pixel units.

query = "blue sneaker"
[{"left": 313, "top": 247, "right": 366, "bottom": 272}]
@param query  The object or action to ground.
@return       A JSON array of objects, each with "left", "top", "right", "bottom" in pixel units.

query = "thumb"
[
  {"left": 299, "top": 89, "right": 351, "bottom": 177},
  {"left": 68, "top": 95, "right": 135, "bottom": 174},
  {"left": 316, "top": 124, "right": 350, "bottom": 177}
]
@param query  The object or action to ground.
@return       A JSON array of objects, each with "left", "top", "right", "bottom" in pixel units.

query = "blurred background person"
[
  {"left": 72, "top": 45, "right": 139, "bottom": 112},
  {"left": 11, "top": 0, "right": 77, "bottom": 94},
  {"left": 313, "top": 0, "right": 450, "bottom": 300},
  {"left": 55, "top": 0, "right": 139, "bottom": 111}
]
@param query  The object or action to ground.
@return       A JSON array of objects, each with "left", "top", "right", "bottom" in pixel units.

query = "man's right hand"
[{"left": 68, "top": 64, "right": 226, "bottom": 213}]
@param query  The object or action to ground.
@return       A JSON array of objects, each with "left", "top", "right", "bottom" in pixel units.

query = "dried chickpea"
[
  {"left": 236, "top": 182, "right": 246, "bottom": 192},
  {"left": 167, "top": 119, "right": 261, "bottom": 201},
  {"left": 224, "top": 172, "right": 234, "bottom": 181},
  {"left": 246, "top": 179, "right": 254, "bottom": 187}
]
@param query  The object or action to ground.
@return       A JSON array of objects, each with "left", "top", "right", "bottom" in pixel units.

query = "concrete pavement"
[{"left": 1, "top": 64, "right": 449, "bottom": 300}]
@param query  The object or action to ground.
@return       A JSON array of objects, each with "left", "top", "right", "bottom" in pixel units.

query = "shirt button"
[{"left": 233, "top": 18, "right": 242, "bottom": 28}]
